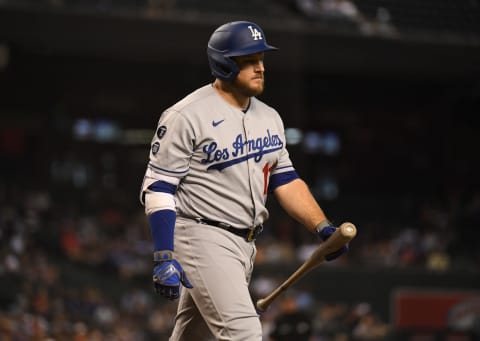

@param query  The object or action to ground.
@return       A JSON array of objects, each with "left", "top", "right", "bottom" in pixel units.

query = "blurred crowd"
[
  {"left": 1, "top": 0, "right": 479, "bottom": 339},
  {"left": 8, "top": 0, "right": 479, "bottom": 44},
  {"left": 0, "top": 177, "right": 478, "bottom": 340}
]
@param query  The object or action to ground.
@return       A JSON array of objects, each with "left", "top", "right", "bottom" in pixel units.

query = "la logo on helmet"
[{"left": 248, "top": 25, "right": 263, "bottom": 40}]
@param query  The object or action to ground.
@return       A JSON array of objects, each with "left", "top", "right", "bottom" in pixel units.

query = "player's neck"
[{"left": 212, "top": 80, "right": 250, "bottom": 111}]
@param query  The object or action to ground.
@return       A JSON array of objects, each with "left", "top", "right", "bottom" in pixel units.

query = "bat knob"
[{"left": 256, "top": 298, "right": 268, "bottom": 313}]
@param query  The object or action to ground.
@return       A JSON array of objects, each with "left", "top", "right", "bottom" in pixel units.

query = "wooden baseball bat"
[{"left": 256, "top": 222, "right": 357, "bottom": 312}]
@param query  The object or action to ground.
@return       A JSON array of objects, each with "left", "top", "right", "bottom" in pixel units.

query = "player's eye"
[{"left": 234, "top": 53, "right": 264, "bottom": 67}]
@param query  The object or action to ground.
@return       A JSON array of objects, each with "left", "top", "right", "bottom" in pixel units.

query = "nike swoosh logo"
[{"left": 212, "top": 119, "right": 225, "bottom": 127}]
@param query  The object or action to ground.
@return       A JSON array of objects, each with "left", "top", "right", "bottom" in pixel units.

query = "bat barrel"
[{"left": 339, "top": 222, "right": 357, "bottom": 238}]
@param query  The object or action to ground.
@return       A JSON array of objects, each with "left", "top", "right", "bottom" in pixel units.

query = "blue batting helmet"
[{"left": 207, "top": 21, "right": 278, "bottom": 82}]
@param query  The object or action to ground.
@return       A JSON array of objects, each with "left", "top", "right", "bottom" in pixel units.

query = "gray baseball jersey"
[{"left": 142, "top": 84, "right": 295, "bottom": 229}]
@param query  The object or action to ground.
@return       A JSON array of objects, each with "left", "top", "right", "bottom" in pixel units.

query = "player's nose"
[{"left": 254, "top": 60, "right": 265, "bottom": 72}]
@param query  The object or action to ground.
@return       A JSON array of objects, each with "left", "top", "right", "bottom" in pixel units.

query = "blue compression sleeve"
[
  {"left": 268, "top": 171, "right": 299, "bottom": 193},
  {"left": 149, "top": 209, "right": 176, "bottom": 251}
]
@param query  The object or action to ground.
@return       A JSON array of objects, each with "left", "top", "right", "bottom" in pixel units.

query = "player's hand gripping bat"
[{"left": 256, "top": 222, "right": 357, "bottom": 312}]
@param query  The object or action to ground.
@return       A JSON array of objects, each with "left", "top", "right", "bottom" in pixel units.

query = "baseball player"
[{"left": 140, "top": 21, "right": 348, "bottom": 341}]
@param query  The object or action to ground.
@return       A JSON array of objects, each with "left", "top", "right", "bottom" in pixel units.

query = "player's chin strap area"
[{"left": 195, "top": 218, "right": 263, "bottom": 242}]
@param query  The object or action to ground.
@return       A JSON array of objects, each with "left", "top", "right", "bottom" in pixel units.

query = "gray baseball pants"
[{"left": 169, "top": 218, "right": 262, "bottom": 341}]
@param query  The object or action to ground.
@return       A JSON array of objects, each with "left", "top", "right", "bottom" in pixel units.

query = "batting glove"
[
  {"left": 316, "top": 221, "right": 349, "bottom": 261},
  {"left": 153, "top": 251, "right": 193, "bottom": 300}
]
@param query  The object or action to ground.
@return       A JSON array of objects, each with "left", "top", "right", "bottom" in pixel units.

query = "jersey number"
[{"left": 262, "top": 163, "right": 275, "bottom": 195}]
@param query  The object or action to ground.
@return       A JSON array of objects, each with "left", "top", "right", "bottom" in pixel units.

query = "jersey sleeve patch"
[{"left": 148, "top": 110, "right": 193, "bottom": 177}]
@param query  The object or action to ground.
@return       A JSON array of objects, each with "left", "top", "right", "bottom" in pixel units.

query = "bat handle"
[
  {"left": 256, "top": 286, "right": 283, "bottom": 312},
  {"left": 255, "top": 261, "right": 310, "bottom": 312}
]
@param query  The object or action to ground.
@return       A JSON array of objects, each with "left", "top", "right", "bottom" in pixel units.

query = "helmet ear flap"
[{"left": 207, "top": 48, "right": 239, "bottom": 82}]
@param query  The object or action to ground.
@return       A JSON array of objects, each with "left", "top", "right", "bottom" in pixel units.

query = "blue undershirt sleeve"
[
  {"left": 268, "top": 170, "right": 299, "bottom": 193},
  {"left": 148, "top": 180, "right": 177, "bottom": 194}
]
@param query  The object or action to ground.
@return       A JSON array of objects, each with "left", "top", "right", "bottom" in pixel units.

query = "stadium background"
[{"left": 0, "top": 1, "right": 479, "bottom": 340}]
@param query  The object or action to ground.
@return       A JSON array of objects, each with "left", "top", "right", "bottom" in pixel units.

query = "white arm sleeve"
[
  {"left": 139, "top": 171, "right": 180, "bottom": 206},
  {"left": 144, "top": 192, "right": 176, "bottom": 216}
]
